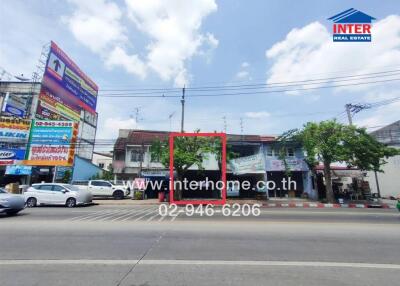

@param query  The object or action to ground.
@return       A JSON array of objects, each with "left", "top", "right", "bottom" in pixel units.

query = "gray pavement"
[{"left": 0, "top": 205, "right": 399, "bottom": 286}]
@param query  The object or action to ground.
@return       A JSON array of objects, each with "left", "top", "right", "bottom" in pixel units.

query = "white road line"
[
  {"left": 86, "top": 209, "right": 133, "bottom": 222},
  {"left": 157, "top": 215, "right": 167, "bottom": 222},
  {"left": 1, "top": 260, "right": 399, "bottom": 269},
  {"left": 141, "top": 260, "right": 400, "bottom": 269},
  {"left": 146, "top": 212, "right": 161, "bottom": 222},
  {"left": 69, "top": 209, "right": 121, "bottom": 221},
  {"left": 120, "top": 207, "right": 156, "bottom": 222},
  {"left": 109, "top": 208, "right": 151, "bottom": 222},
  {"left": 170, "top": 211, "right": 180, "bottom": 222},
  {"left": 68, "top": 209, "right": 111, "bottom": 221},
  {"left": 133, "top": 209, "right": 158, "bottom": 222},
  {"left": 101, "top": 207, "right": 153, "bottom": 221}
]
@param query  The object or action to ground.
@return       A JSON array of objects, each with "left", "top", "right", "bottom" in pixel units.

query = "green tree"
[
  {"left": 150, "top": 131, "right": 211, "bottom": 200},
  {"left": 285, "top": 120, "right": 398, "bottom": 203},
  {"left": 61, "top": 170, "right": 71, "bottom": 184}
]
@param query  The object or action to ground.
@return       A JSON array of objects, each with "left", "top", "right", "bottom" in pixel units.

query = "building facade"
[
  {"left": 113, "top": 129, "right": 315, "bottom": 199},
  {"left": 365, "top": 120, "right": 400, "bottom": 198}
]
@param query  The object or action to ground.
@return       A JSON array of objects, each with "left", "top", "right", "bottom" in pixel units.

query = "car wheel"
[
  {"left": 26, "top": 197, "right": 37, "bottom": 208},
  {"left": 66, "top": 198, "right": 76, "bottom": 208},
  {"left": 113, "top": 190, "right": 124, "bottom": 200},
  {"left": 6, "top": 210, "right": 20, "bottom": 216}
]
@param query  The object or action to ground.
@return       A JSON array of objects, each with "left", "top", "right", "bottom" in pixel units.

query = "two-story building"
[{"left": 113, "top": 129, "right": 315, "bottom": 199}]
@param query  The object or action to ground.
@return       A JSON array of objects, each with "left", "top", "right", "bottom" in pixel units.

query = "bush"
[{"left": 134, "top": 191, "right": 144, "bottom": 200}]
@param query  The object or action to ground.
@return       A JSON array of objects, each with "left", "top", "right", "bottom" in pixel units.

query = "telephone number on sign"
[{"left": 159, "top": 203, "right": 261, "bottom": 217}]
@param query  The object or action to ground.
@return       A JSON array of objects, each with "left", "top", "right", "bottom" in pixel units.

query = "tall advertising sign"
[
  {"left": 24, "top": 120, "right": 78, "bottom": 166},
  {"left": 35, "top": 41, "right": 98, "bottom": 121},
  {"left": 0, "top": 117, "right": 31, "bottom": 165}
]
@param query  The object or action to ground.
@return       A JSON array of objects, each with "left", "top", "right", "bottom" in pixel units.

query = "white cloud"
[
  {"left": 265, "top": 16, "right": 400, "bottom": 92},
  {"left": 125, "top": 0, "right": 218, "bottom": 86},
  {"left": 245, "top": 111, "right": 270, "bottom": 119},
  {"left": 100, "top": 117, "right": 138, "bottom": 139},
  {"left": 236, "top": 70, "right": 249, "bottom": 79},
  {"left": 265, "top": 15, "right": 400, "bottom": 131},
  {"left": 236, "top": 61, "right": 251, "bottom": 79},
  {"left": 64, "top": 0, "right": 218, "bottom": 86},
  {"left": 105, "top": 46, "right": 147, "bottom": 79},
  {"left": 65, "top": 0, "right": 127, "bottom": 54},
  {"left": 241, "top": 62, "right": 249, "bottom": 68}
]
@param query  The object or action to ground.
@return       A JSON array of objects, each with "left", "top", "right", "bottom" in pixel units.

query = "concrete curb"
[{"left": 261, "top": 202, "right": 396, "bottom": 209}]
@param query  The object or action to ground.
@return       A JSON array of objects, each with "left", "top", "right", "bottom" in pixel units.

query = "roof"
[
  {"left": 328, "top": 8, "right": 376, "bottom": 23},
  {"left": 114, "top": 130, "right": 169, "bottom": 150},
  {"left": 113, "top": 129, "right": 277, "bottom": 150},
  {"left": 370, "top": 120, "right": 400, "bottom": 146}
]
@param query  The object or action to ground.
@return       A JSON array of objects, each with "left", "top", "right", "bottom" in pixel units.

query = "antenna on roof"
[{"left": 168, "top": 111, "right": 176, "bottom": 131}]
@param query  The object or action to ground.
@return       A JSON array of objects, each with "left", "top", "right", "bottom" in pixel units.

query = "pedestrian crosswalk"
[{"left": 67, "top": 206, "right": 178, "bottom": 222}]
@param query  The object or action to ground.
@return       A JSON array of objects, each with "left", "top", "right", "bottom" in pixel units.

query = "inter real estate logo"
[{"left": 328, "top": 8, "right": 376, "bottom": 42}]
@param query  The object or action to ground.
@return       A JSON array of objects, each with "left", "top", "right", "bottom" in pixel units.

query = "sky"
[{"left": 1, "top": 0, "right": 399, "bottom": 151}]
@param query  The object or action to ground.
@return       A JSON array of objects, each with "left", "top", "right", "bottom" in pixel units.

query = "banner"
[
  {"left": 266, "top": 159, "right": 309, "bottom": 171},
  {"left": 0, "top": 117, "right": 31, "bottom": 165},
  {"left": 228, "top": 154, "right": 265, "bottom": 175},
  {"left": 0, "top": 117, "right": 31, "bottom": 143},
  {"left": 24, "top": 120, "right": 78, "bottom": 166},
  {"left": 5, "top": 165, "right": 32, "bottom": 175}
]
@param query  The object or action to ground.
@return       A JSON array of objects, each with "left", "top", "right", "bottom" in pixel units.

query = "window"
[
  {"left": 130, "top": 149, "right": 142, "bottom": 162},
  {"left": 287, "top": 148, "right": 295, "bottom": 157},
  {"left": 151, "top": 153, "right": 160, "bottom": 163},
  {"left": 99, "top": 163, "right": 105, "bottom": 168},
  {"left": 72, "top": 181, "right": 88, "bottom": 186},
  {"left": 52, "top": 185, "right": 65, "bottom": 192},
  {"left": 38, "top": 185, "right": 53, "bottom": 191},
  {"left": 91, "top": 181, "right": 111, "bottom": 187},
  {"left": 267, "top": 147, "right": 275, "bottom": 157}
]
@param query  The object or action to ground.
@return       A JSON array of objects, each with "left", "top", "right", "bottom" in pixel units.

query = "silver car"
[
  {"left": 24, "top": 183, "right": 93, "bottom": 208},
  {"left": 0, "top": 188, "right": 25, "bottom": 216}
]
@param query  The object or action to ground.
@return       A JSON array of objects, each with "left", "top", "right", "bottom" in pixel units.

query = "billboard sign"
[
  {"left": 36, "top": 41, "right": 98, "bottom": 120},
  {"left": 24, "top": 120, "right": 78, "bottom": 166}
]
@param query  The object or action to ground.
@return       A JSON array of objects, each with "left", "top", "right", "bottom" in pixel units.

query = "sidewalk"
[{"left": 93, "top": 197, "right": 397, "bottom": 209}]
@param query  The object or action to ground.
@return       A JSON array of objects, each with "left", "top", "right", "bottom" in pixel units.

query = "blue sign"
[
  {"left": 4, "top": 104, "right": 26, "bottom": 117},
  {"left": 328, "top": 8, "right": 376, "bottom": 42},
  {"left": 5, "top": 165, "right": 32, "bottom": 175},
  {"left": 0, "top": 148, "right": 26, "bottom": 160}
]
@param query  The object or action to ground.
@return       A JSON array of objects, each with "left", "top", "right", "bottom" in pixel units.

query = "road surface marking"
[{"left": 1, "top": 260, "right": 399, "bottom": 269}]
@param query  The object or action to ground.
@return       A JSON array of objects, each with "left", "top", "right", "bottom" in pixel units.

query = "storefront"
[{"left": 265, "top": 158, "right": 312, "bottom": 198}]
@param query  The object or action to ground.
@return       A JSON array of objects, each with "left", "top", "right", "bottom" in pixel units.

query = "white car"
[
  {"left": 24, "top": 183, "right": 93, "bottom": 208},
  {"left": 72, "top": 180, "right": 130, "bottom": 200}
]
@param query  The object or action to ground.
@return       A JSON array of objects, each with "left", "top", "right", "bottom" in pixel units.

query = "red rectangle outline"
[{"left": 169, "top": 132, "right": 226, "bottom": 205}]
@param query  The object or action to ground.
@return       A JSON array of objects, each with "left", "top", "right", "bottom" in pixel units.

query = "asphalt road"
[{"left": 1, "top": 205, "right": 399, "bottom": 286}]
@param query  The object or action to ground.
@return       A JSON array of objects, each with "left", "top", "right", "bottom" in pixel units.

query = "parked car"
[
  {"left": 0, "top": 187, "right": 25, "bottom": 215},
  {"left": 72, "top": 180, "right": 130, "bottom": 200},
  {"left": 24, "top": 183, "right": 92, "bottom": 208}
]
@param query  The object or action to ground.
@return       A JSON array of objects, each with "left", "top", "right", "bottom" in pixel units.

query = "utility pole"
[
  {"left": 240, "top": 117, "right": 244, "bottom": 141},
  {"left": 133, "top": 107, "right": 142, "bottom": 129},
  {"left": 345, "top": 103, "right": 381, "bottom": 197},
  {"left": 168, "top": 111, "right": 175, "bottom": 131},
  {"left": 222, "top": 116, "right": 227, "bottom": 133},
  {"left": 345, "top": 104, "right": 353, "bottom": 125},
  {"left": 181, "top": 86, "right": 185, "bottom": 132}
]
